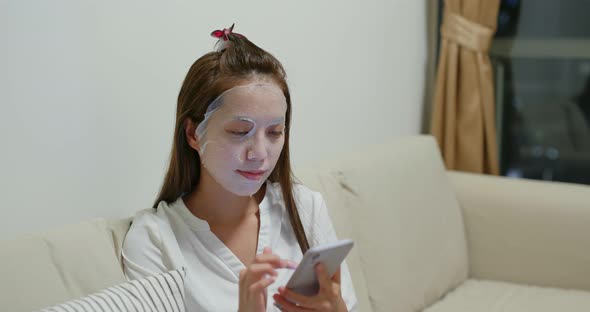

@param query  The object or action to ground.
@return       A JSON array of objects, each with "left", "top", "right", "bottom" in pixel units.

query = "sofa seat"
[{"left": 425, "top": 279, "right": 590, "bottom": 312}]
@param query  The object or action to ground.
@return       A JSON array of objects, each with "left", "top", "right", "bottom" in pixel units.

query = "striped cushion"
[{"left": 36, "top": 268, "right": 186, "bottom": 312}]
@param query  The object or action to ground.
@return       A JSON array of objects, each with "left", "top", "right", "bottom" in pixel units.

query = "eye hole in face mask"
[
  {"left": 224, "top": 119, "right": 254, "bottom": 137},
  {"left": 267, "top": 124, "right": 285, "bottom": 138}
]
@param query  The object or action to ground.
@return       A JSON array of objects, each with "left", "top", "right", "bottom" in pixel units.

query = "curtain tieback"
[{"left": 441, "top": 10, "right": 494, "bottom": 53}]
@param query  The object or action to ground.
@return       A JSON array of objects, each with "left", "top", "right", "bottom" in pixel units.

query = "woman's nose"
[{"left": 246, "top": 135, "right": 268, "bottom": 161}]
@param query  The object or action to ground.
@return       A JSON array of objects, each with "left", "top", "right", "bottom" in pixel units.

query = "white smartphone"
[{"left": 285, "top": 239, "right": 354, "bottom": 296}]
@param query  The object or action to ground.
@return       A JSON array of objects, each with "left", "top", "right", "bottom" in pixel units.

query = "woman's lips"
[{"left": 236, "top": 170, "right": 266, "bottom": 180}]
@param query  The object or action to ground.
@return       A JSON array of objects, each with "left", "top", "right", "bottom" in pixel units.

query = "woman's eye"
[
  {"left": 268, "top": 130, "right": 284, "bottom": 137},
  {"left": 228, "top": 130, "right": 249, "bottom": 136}
]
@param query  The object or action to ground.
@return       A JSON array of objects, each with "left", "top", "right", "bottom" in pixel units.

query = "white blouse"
[{"left": 122, "top": 181, "right": 358, "bottom": 311}]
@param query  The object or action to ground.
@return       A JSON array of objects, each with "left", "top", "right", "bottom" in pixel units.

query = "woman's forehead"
[
  {"left": 216, "top": 83, "right": 287, "bottom": 118},
  {"left": 222, "top": 84, "right": 285, "bottom": 106}
]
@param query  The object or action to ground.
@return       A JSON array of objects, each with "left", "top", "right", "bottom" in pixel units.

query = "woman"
[{"left": 122, "top": 24, "right": 357, "bottom": 311}]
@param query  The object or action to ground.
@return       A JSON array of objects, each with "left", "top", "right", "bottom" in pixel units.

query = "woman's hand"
[
  {"left": 238, "top": 247, "right": 290, "bottom": 312},
  {"left": 272, "top": 263, "right": 347, "bottom": 312}
]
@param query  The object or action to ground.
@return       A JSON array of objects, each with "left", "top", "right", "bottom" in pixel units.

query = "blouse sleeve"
[{"left": 121, "top": 209, "right": 170, "bottom": 281}]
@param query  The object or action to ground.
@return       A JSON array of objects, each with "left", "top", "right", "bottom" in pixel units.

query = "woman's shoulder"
[
  {"left": 123, "top": 208, "right": 160, "bottom": 252},
  {"left": 123, "top": 201, "right": 176, "bottom": 252},
  {"left": 267, "top": 181, "right": 337, "bottom": 247},
  {"left": 122, "top": 202, "right": 183, "bottom": 279}
]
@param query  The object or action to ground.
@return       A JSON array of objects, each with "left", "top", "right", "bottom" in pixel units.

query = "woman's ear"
[{"left": 184, "top": 119, "right": 201, "bottom": 153}]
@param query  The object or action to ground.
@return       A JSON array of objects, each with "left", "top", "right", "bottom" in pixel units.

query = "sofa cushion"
[
  {"left": 296, "top": 135, "right": 468, "bottom": 312},
  {"left": 424, "top": 279, "right": 590, "bottom": 311},
  {"left": 0, "top": 218, "right": 127, "bottom": 311},
  {"left": 296, "top": 166, "right": 373, "bottom": 312},
  {"left": 107, "top": 217, "right": 133, "bottom": 271}
]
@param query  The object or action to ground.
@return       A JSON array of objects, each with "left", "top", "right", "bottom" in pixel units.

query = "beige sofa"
[{"left": 2, "top": 135, "right": 590, "bottom": 311}]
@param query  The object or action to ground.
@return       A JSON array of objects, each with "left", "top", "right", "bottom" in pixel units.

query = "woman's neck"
[{"left": 182, "top": 170, "right": 266, "bottom": 226}]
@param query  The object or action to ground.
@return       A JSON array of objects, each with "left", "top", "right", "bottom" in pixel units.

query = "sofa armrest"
[{"left": 448, "top": 171, "right": 590, "bottom": 291}]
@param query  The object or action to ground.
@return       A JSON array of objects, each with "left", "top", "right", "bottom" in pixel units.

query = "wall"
[{"left": 0, "top": 0, "right": 427, "bottom": 237}]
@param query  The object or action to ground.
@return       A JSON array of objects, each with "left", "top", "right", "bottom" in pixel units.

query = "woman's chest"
[{"left": 210, "top": 213, "right": 260, "bottom": 267}]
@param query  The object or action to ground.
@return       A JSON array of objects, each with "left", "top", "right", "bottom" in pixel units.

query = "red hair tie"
[{"left": 210, "top": 23, "right": 246, "bottom": 42}]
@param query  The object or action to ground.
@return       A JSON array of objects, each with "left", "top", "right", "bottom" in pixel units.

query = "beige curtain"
[{"left": 431, "top": 0, "right": 501, "bottom": 175}]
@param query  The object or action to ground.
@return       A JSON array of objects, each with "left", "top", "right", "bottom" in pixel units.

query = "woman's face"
[{"left": 196, "top": 82, "right": 287, "bottom": 196}]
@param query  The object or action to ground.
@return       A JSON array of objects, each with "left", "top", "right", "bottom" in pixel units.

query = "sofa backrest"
[
  {"left": 295, "top": 135, "right": 469, "bottom": 312},
  {"left": 0, "top": 218, "right": 129, "bottom": 311}
]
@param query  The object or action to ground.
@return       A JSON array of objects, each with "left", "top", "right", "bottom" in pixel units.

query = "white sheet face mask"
[{"left": 195, "top": 82, "right": 287, "bottom": 196}]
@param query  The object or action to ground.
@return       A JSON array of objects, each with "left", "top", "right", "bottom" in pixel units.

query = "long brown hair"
[{"left": 153, "top": 34, "right": 309, "bottom": 253}]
